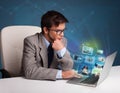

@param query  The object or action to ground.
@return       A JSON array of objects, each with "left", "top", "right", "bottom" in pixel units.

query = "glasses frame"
[{"left": 48, "top": 28, "right": 65, "bottom": 35}]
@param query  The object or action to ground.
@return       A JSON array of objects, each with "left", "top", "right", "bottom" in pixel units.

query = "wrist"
[{"left": 62, "top": 71, "right": 65, "bottom": 78}]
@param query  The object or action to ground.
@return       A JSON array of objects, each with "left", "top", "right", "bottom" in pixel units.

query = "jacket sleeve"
[{"left": 56, "top": 38, "right": 74, "bottom": 71}]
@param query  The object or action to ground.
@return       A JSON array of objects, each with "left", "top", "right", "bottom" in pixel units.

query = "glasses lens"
[
  {"left": 56, "top": 30, "right": 64, "bottom": 35},
  {"left": 48, "top": 28, "right": 64, "bottom": 35}
]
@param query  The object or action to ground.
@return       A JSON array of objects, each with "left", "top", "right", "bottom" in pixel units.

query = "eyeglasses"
[{"left": 48, "top": 29, "right": 65, "bottom": 35}]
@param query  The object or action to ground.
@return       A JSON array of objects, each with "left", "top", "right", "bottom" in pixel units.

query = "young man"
[{"left": 22, "top": 10, "right": 75, "bottom": 80}]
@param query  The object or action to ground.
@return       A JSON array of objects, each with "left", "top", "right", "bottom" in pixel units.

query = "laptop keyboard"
[
  {"left": 81, "top": 74, "right": 99, "bottom": 84},
  {"left": 71, "top": 77, "right": 87, "bottom": 82}
]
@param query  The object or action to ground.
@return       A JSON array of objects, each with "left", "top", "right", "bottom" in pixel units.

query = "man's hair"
[{"left": 41, "top": 10, "right": 68, "bottom": 32}]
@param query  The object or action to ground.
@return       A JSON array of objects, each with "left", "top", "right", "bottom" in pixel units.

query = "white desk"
[{"left": 0, "top": 66, "right": 120, "bottom": 93}]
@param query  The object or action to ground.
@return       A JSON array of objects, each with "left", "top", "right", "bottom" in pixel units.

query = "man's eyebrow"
[{"left": 56, "top": 28, "right": 67, "bottom": 31}]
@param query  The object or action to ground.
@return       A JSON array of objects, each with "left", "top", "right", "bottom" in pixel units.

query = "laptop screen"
[
  {"left": 72, "top": 43, "right": 106, "bottom": 79},
  {"left": 68, "top": 42, "right": 117, "bottom": 87}
]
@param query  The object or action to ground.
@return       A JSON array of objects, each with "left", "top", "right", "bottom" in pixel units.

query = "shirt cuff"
[
  {"left": 56, "top": 47, "right": 66, "bottom": 58},
  {"left": 56, "top": 70, "right": 62, "bottom": 79}
]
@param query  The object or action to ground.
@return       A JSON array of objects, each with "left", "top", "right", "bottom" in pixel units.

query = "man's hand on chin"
[{"left": 52, "top": 39, "right": 64, "bottom": 51}]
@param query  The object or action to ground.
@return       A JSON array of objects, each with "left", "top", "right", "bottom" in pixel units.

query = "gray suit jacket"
[{"left": 22, "top": 33, "right": 73, "bottom": 80}]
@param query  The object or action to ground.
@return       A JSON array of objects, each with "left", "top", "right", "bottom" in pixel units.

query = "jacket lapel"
[
  {"left": 37, "top": 33, "right": 66, "bottom": 68},
  {"left": 38, "top": 33, "right": 48, "bottom": 68}
]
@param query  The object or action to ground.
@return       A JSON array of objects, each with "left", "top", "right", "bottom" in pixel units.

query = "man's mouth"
[{"left": 58, "top": 38, "right": 62, "bottom": 40}]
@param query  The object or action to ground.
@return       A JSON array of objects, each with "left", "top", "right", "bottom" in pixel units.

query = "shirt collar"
[{"left": 42, "top": 34, "right": 50, "bottom": 48}]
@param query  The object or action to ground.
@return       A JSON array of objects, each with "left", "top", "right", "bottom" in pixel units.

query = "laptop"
[{"left": 67, "top": 51, "right": 117, "bottom": 87}]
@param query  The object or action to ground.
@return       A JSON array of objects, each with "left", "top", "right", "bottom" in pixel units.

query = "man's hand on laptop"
[
  {"left": 74, "top": 72, "right": 83, "bottom": 78},
  {"left": 62, "top": 70, "right": 82, "bottom": 79}
]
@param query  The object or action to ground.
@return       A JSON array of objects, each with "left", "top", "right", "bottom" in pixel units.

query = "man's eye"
[{"left": 56, "top": 30, "right": 61, "bottom": 32}]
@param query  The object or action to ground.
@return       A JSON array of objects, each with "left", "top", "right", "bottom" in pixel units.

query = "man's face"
[{"left": 44, "top": 23, "right": 66, "bottom": 42}]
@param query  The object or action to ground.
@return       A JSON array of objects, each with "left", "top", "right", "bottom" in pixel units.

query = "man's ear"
[{"left": 43, "top": 27, "right": 49, "bottom": 34}]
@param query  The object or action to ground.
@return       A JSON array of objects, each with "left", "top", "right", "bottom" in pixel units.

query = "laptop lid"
[
  {"left": 67, "top": 51, "right": 117, "bottom": 87},
  {"left": 79, "top": 51, "right": 117, "bottom": 87},
  {"left": 97, "top": 51, "right": 117, "bottom": 85}
]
